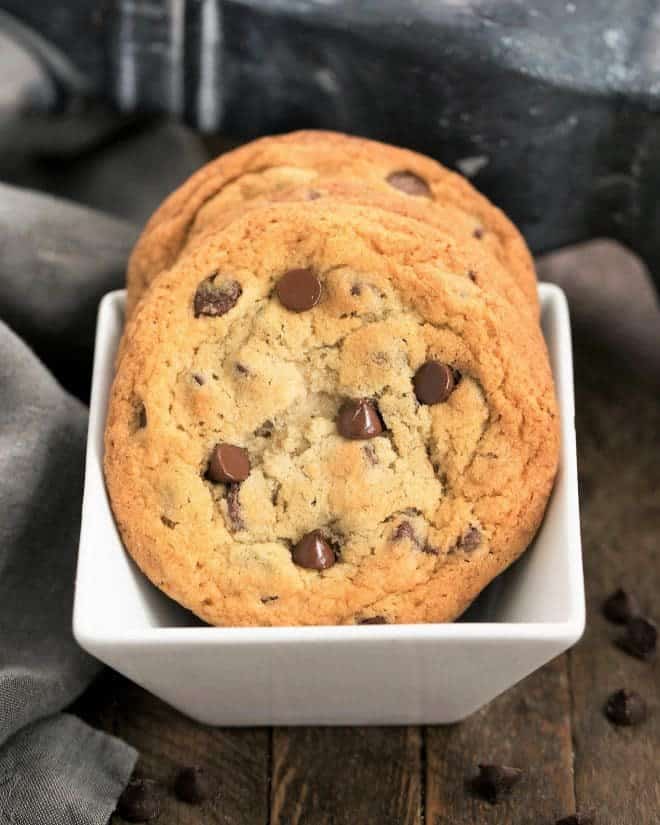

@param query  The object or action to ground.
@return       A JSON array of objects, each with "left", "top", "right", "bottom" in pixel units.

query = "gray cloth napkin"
[{"left": 0, "top": 193, "right": 138, "bottom": 823}]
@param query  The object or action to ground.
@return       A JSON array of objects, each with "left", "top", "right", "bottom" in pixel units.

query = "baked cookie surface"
[
  {"left": 126, "top": 130, "right": 537, "bottom": 316},
  {"left": 107, "top": 202, "right": 558, "bottom": 626}
]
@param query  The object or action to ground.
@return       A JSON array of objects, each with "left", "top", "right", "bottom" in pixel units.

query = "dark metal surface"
[{"left": 1, "top": 1, "right": 659, "bottom": 285}]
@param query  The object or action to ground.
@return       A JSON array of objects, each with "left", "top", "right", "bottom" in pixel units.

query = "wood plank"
[
  {"left": 566, "top": 323, "right": 660, "bottom": 824},
  {"left": 271, "top": 727, "right": 422, "bottom": 825},
  {"left": 77, "top": 671, "right": 270, "bottom": 825},
  {"left": 425, "top": 656, "right": 575, "bottom": 824}
]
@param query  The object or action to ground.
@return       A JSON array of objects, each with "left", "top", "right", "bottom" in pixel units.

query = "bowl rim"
[{"left": 73, "top": 284, "right": 584, "bottom": 649}]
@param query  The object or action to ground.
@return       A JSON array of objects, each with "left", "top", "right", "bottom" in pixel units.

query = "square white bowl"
[{"left": 74, "top": 284, "right": 584, "bottom": 726}]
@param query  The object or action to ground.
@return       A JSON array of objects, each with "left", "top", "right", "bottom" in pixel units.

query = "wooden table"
[{"left": 76, "top": 242, "right": 660, "bottom": 825}]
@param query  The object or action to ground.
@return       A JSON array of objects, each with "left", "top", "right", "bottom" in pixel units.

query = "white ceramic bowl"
[{"left": 74, "top": 284, "right": 584, "bottom": 726}]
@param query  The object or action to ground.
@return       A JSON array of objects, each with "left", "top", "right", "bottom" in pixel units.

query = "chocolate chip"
[
  {"left": 603, "top": 588, "right": 639, "bottom": 624},
  {"left": 422, "top": 543, "right": 440, "bottom": 556},
  {"left": 386, "top": 170, "right": 432, "bottom": 197},
  {"left": 226, "top": 484, "right": 244, "bottom": 531},
  {"left": 618, "top": 616, "right": 657, "bottom": 659},
  {"left": 275, "top": 268, "right": 322, "bottom": 312},
  {"left": 192, "top": 373, "right": 205, "bottom": 385},
  {"left": 555, "top": 813, "right": 595, "bottom": 825},
  {"left": 604, "top": 689, "right": 647, "bottom": 726},
  {"left": 392, "top": 521, "right": 418, "bottom": 543},
  {"left": 292, "top": 530, "right": 336, "bottom": 570},
  {"left": 235, "top": 363, "right": 249, "bottom": 375},
  {"left": 194, "top": 275, "right": 242, "bottom": 317},
  {"left": 363, "top": 444, "right": 378, "bottom": 465},
  {"left": 359, "top": 616, "right": 388, "bottom": 624},
  {"left": 207, "top": 443, "right": 250, "bottom": 483},
  {"left": 261, "top": 595, "right": 279, "bottom": 603},
  {"left": 161, "top": 515, "right": 176, "bottom": 529},
  {"left": 116, "top": 778, "right": 162, "bottom": 822},
  {"left": 337, "top": 398, "right": 384, "bottom": 440},
  {"left": 131, "top": 401, "right": 147, "bottom": 431},
  {"left": 174, "top": 766, "right": 210, "bottom": 805},
  {"left": 458, "top": 527, "right": 481, "bottom": 551},
  {"left": 472, "top": 764, "right": 523, "bottom": 804},
  {"left": 413, "top": 361, "right": 457, "bottom": 405},
  {"left": 255, "top": 420, "right": 274, "bottom": 438},
  {"left": 350, "top": 283, "right": 362, "bottom": 296},
  {"left": 473, "top": 226, "right": 484, "bottom": 239},
  {"left": 468, "top": 269, "right": 478, "bottom": 282}
]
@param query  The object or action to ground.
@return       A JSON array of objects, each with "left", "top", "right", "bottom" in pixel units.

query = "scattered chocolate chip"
[
  {"left": 618, "top": 616, "right": 657, "bottom": 659},
  {"left": 472, "top": 764, "right": 523, "bottom": 804},
  {"left": 422, "top": 543, "right": 440, "bottom": 556},
  {"left": 255, "top": 420, "right": 274, "bottom": 438},
  {"left": 261, "top": 595, "right": 279, "bottom": 603},
  {"left": 458, "top": 527, "right": 482, "bottom": 551},
  {"left": 473, "top": 226, "right": 484, "bottom": 239},
  {"left": 386, "top": 170, "right": 432, "bottom": 197},
  {"left": 413, "top": 361, "right": 457, "bottom": 405},
  {"left": 359, "top": 616, "right": 388, "bottom": 625},
  {"left": 392, "top": 521, "right": 418, "bottom": 543},
  {"left": 468, "top": 269, "right": 478, "bottom": 282},
  {"left": 363, "top": 444, "right": 378, "bottom": 465},
  {"left": 275, "top": 268, "right": 322, "bottom": 312},
  {"left": 207, "top": 443, "right": 250, "bottom": 483},
  {"left": 192, "top": 373, "right": 205, "bottom": 385},
  {"left": 337, "top": 398, "right": 384, "bottom": 440},
  {"left": 226, "top": 484, "right": 244, "bottom": 531},
  {"left": 235, "top": 363, "right": 250, "bottom": 375},
  {"left": 603, "top": 588, "right": 639, "bottom": 624},
  {"left": 161, "top": 515, "right": 176, "bottom": 529},
  {"left": 132, "top": 401, "right": 147, "bottom": 431},
  {"left": 555, "top": 813, "right": 595, "bottom": 825},
  {"left": 350, "top": 283, "right": 362, "bottom": 296},
  {"left": 116, "top": 778, "right": 162, "bottom": 822},
  {"left": 604, "top": 689, "right": 647, "bottom": 726},
  {"left": 174, "top": 766, "right": 210, "bottom": 805},
  {"left": 194, "top": 275, "right": 242, "bottom": 317},
  {"left": 292, "top": 530, "right": 336, "bottom": 570}
]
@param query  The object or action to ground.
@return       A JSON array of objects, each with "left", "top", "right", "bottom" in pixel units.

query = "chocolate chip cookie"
[
  {"left": 125, "top": 130, "right": 537, "bottom": 316},
  {"left": 106, "top": 201, "right": 559, "bottom": 626}
]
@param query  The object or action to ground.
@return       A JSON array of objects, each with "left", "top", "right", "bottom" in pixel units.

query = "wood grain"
[
  {"left": 271, "top": 727, "right": 422, "bottom": 825},
  {"left": 77, "top": 671, "right": 270, "bottom": 824},
  {"left": 566, "top": 331, "right": 660, "bottom": 825},
  {"left": 425, "top": 656, "right": 575, "bottom": 824}
]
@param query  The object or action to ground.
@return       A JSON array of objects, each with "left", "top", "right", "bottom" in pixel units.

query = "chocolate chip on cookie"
[
  {"left": 386, "top": 170, "right": 432, "bottom": 198},
  {"left": 458, "top": 527, "right": 481, "bottom": 551},
  {"left": 292, "top": 530, "right": 336, "bottom": 570},
  {"left": 359, "top": 616, "right": 388, "bottom": 624},
  {"left": 392, "top": 521, "right": 418, "bottom": 544},
  {"left": 337, "top": 399, "right": 384, "bottom": 439},
  {"left": 226, "top": 484, "right": 244, "bottom": 531},
  {"left": 207, "top": 443, "right": 251, "bottom": 483},
  {"left": 413, "top": 361, "right": 457, "bottom": 405},
  {"left": 194, "top": 275, "right": 242, "bottom": 317},
  {"left": 276, "top": 268, "right": 322, "bottom": 312}
]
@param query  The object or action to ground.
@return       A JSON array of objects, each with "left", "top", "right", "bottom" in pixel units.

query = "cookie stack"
[{"left": 105, "top": 130, "right": 559, "bottom": 626}]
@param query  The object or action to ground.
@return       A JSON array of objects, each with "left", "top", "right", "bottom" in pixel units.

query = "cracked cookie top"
[
  {"left": 106, "top": 201, "right": 558, "bottom": 626},
  {"left": 126, "top": 130, "right": 537, "bottom": 317}
]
